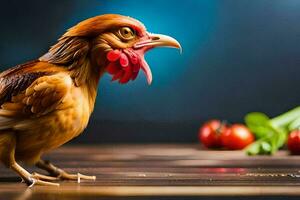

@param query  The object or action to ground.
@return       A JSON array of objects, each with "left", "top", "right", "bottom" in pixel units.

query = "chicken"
[{"left": 0, "top": 14, "right": 181, "bottom": 186}]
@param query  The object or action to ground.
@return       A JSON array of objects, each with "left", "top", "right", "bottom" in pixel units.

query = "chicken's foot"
[
  {"left": 11, "top": 162, "right": 59, "bottom": 187},
  {"left": 36, "top": 159, "right": 96, "bottom": 183}
]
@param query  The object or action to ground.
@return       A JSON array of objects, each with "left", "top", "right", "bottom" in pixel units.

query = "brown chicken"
[{"left": 0, "top": 14, "right": 181, "bottom": 186}]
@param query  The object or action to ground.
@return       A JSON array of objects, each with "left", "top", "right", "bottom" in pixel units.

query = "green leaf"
[
  {"left": 245, "top": 112, "right": 272, "bottom": 139},
  {"left": 270, "top": 132, "right": 279, "bottom": 154},
  {"left": 248, "top": 126, "right": 273, "bottom": 139},
  {"left": 270, "top": 106, "right": 300, "bottom": 128},
  {"left": 244, "top": 107, "right": 300, "bottom": 156},
  {"left": 260, "top": 141, "right": 272, "bottom": 154},
  {"left": 246, "top": 141, "right": 261, "bottom": 155},
  {"left": 288, "top": 117, "right": 300, "bottom": 131},
  {"left": 245, "top": 112, "right": 269, "bottom": 126},
  {"left": 276, "top": 129, "right": 288, "bottom": 148}
]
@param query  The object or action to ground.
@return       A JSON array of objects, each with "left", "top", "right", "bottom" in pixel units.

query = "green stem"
[{"left": 270, "top": 106, "right": 300, "bottom": 128}]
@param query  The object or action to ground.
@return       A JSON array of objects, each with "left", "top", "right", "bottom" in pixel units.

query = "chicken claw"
[
  {"left": 58, "top": 172, "right": 96, "bottom": 183},
  {"left": 36, "top": 159, "right": 96, "bottom": 183}
]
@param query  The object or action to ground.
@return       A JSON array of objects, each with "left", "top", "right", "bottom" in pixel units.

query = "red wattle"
[
  {"left": 120, "top": 53, "right": 129, "bottom": 67},
  {"left": 106, "top": 62, "right": 121, "bottom": 75},
  {"left": 106, "top": 48, "right": 151, "bottom": 85},
  {"left": 107, "top": 50, "right": 121, "bottom": 62},
  {"left": 131, "top": 71, "right": 139, "bottom": 81},
  {"left": 131, "top": 55, "right": 138, "bottom": 65},
  {"left": 133, "top": 63, "right": 140, "bottom": 72},
  {"left": 119, "top": 66, "right": 133, "bottom": 84},
  {"left": 111, "top": 70, "right": 124, "bottom": 81},
  {"left": 125, "top": 50, "right": 138, "bottom": 64}
]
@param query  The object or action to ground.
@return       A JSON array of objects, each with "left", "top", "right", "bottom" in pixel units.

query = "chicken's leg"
[
  {"left": 36, "top": 160, "right": 96, "bottom": 183},
  {"left": 0, "top": 131, "right": 59, "bottom": 187},
  {"left": 11, "top": 162, "right": 59, "bottom": 187}
]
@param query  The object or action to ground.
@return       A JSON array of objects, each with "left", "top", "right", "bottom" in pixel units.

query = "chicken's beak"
[
  {"left": 133, "top": 33, "right": 181, "bottom": 85},
  {"left": 134, "top": 33, "right": 182, "bottom": 52}
]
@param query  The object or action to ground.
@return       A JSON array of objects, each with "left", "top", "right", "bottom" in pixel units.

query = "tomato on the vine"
[
  {"left": 287, "top": 130, "right": 300, "bottom": 155},
  {"left": 198, "top": 120, "right": 227, "bottom": 148},
  {"left": 220, "top": 124, "right": 254, "bottom": 150}
]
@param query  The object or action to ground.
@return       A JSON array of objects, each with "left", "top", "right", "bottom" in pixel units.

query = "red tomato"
[
  {"left": 199, "top": 120, "right": 227, "bottom": 148},
  {"left": 221, "top": 124, "right": 254, "bottom": 150},
  {"left": 288, "top": 130, "right": 300, "bottom": 155}
]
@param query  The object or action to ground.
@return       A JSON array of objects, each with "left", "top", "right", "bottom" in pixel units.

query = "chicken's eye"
[{"left": 119, "top": 27, "right": 136, "bottom": 40}]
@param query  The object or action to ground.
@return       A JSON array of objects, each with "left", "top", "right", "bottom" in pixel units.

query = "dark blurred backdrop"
[{"left": 0, "top": 0, "right": 299, "bottom": 143}]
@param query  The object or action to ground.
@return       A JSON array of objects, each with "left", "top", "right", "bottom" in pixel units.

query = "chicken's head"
[
  {"left": 41, "top": 14, "right": 181, "bottom": 85},
  {"left": 65, "top": 14, "right": 181, "bottom": 85}
]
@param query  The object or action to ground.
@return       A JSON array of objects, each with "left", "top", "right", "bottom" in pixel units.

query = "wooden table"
[{"left": 1, "top": 144, "right": 300, "bottom": 199}]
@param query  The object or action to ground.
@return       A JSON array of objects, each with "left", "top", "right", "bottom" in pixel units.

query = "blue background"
[{"left": 0, "top": 0, "right": 299, "bottom": 143}]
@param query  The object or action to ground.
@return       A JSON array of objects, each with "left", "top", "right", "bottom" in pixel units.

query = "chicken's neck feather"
[
  {"left": 39, "top": 35, "right": 110, "bottom": 112},
  {"left": 73, "top": 58, "right": 105, "bottom": 113}
]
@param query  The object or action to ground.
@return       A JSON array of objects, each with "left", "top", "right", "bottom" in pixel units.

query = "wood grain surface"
[{"left": 1, "top": 144, "right": 300, "bottom": 199}]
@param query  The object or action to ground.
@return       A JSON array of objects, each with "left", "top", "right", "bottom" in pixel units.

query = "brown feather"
[{"left": 63, "top": 14, "right": 146, "bottom": 37}]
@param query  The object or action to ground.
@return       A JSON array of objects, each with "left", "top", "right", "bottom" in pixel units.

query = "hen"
[{"left": 0, "top": 14, "right": 181, "bottom": 186}]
